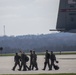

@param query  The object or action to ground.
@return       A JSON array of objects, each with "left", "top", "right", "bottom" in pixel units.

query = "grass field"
[
  {"left": 0, "top": 51, "right": 76, "bottom": 56},
  {"left": 1, "top": 73, "right": 76, "bottom": 75}
]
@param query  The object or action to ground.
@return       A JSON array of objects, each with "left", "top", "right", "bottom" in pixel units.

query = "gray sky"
[{"left": 0, "top": 0, "right": 59, "bottom": 36}]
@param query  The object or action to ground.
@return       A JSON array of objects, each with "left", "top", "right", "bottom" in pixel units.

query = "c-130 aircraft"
[{"left": 50, "top": 0, "right": 76, "bottom": 33}]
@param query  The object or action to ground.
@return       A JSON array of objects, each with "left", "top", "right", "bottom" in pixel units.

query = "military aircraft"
[{"left": 50, "top": 0, "right": 76, "bottom": 33}]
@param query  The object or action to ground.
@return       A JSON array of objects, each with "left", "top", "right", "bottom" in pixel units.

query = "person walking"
[
  {"left": 50, "top": 51, "right": 59, "bottom": 70},
  {"left": 18, "top": 52, "right": 29, "bottom": 71},
  {"left": 32, "top": 51, "right": 38, "bottom": 70},
  {"left": 42, "top": 50, "right": 51, "bottom": 70},
  {"left": 29, "top": 50, "right": 33, "bottom": 70},
  {"left": 12, "top": 53, "right": 21, "bottom": 71}
]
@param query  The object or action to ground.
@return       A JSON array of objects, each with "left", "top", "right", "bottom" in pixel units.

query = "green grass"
[
  {"left": 1, "top": 73, "right": 76, "bottom": 75},
  {"left": 0, "top": 51, "right": 76, "bottom": 56},
  {"left": 0, "top": 53, "right": 15, "bottom": 56},
  {"left": 54, "top": 52, "right": 76, "bottom": 55}
]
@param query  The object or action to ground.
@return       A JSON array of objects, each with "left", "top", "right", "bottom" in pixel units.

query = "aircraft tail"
[{"left": 56, "top": 0, "right": 76, "bottom": 32}]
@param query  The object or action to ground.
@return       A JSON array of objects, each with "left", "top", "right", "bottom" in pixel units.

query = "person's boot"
[
  {"left": 35, "top": 68, "right": 38, "bottom": 70},
  {"left": 12, "top": 68, "right": 15, "bottom": 71},
  {"left": 42, "top": 68, "right": 45, "bottom": 70},
  {"left": 18, "top": 69, "right": 21, "bottom": 71}
]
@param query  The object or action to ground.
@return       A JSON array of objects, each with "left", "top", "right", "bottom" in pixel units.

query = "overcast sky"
[{"left": 0, "top": 0, "right": 59, "bottom": 36}]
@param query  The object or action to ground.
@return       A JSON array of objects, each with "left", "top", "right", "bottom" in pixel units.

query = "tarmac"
[{"left": 0, "top": 55, "right": 76, "bottom": 74}]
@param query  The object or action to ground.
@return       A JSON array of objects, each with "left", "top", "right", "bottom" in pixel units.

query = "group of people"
[
  {"left": 12, "top": 50, "right": 59, "bottom": 71},
  {"left": 12, "top": 50, "right": 38, "bottom": 71},
  {"left": 42, "top": 50, "right": 59, "bottom": 70}
]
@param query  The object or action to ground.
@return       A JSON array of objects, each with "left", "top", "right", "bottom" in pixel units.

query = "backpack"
[
  {"left": 25, "top": 55, "right": 29, "bottom": 62},
  {"left": 54, "top": 65, "right": 59, "bottom": 70}
]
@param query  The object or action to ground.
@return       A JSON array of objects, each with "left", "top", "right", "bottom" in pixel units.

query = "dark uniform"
[
  {"left": 18, "top": 53, "right": 29, "bottom": 71},
  {"left": 29, "top": 50, "right": 33, "bottom": 70},
  {"left": 50, "top": 51, "right": 56, "bottom": 70},
  {"left": 12, "top": 53, "right": 20, "bottom": 71},
  {"left": 42, "top": 50, "right": 51, "bottom": 70},
  {"left": 32, "top": 51, "right": 38, "bottom": 70}
]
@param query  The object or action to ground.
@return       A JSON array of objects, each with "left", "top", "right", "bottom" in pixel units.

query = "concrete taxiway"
[{"left": 0, "top": 55, "right": 76, "bottom": 74}]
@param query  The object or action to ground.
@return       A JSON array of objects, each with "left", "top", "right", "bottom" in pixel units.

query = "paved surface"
[{"left": 0, "top": 55, "right": 76, "bottom": 74}]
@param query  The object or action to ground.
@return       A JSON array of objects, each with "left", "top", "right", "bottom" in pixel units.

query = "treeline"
[{"left": 0, "top": 33, "right": 76, "bottom": 53}]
